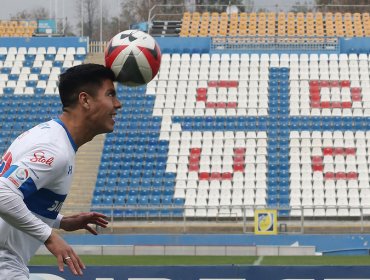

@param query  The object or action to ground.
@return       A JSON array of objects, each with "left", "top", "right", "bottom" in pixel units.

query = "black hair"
[{"left": 58, "top": 63, "right": 116, "bottom": 110}]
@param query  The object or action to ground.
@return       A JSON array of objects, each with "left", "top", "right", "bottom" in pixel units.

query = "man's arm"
[
  {"left": 60, "top": 212, "right": 108, "bottom": 234},
  {"left": 0, "top": 181, "right": 51, "bottom": 242},
  {"left": 0, "top": 182, "right": 84, "bottom": 276}
]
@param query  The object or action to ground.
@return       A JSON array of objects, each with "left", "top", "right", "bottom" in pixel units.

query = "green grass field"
[{"left": 29, "top": 255, "right": 370, "bottom": 266}]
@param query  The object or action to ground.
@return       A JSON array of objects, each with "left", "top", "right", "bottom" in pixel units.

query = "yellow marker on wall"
[{"left": 254, "top": 209, "right": 278, "bottom": 235}]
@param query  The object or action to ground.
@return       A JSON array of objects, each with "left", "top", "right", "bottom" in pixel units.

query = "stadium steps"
[{"left": 62, "top": 134, "right": 105, "bottom": 216}]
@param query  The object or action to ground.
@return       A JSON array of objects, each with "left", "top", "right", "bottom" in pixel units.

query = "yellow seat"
[
  {"left": 211, "top": 12, "right": 219, "bottom": 18},
  {"left": 286, "top": 25, "right": 294, "bottom": 35},
  {"left": 344, "top": 12, "right": 352, "bottom": 20},
  {"left": 15, "top": 26, "right": 25, "bottom": 36},
  {"left": 268, "top": 12, "right": 275, "bottom": 20},
  {"left": 258, "top": 12, "right": 266, "bottom": 21},
  {"left": 5, "top": 26, "right": 15, "bottom": 35}
]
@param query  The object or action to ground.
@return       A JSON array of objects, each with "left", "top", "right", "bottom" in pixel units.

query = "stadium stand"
[
  {"left": 177, "top": 12, "right": 370, "bottom": 38},
  {"left": 0, "top": 20, "right": 37, "bottom": 37},
  {"left": 1, "top": 9, "right": 370, "bottom": 230},
  {"left": 91, "top": 49, "right": 370, "bottom": 220}
]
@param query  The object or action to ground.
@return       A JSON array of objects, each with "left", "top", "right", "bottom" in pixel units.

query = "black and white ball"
[{"left": 105, "top": 30, "right": 161, "bottom": 87}]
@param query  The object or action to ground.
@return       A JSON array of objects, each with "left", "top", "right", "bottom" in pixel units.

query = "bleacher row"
[
  {"left": 180, "top": 12, "right": 370, "bottom": 37},
  {"left": 0, "top": 20, "right": 37, "bottom": 37},
  {"left": 0, "top": 46, "right": 86, "bottom": 156},
  {"left": 92, "top": 51, "right": 370, "bottom": 218},
  {"left": 0, "top": 46, "right": 86, "bottom": 95}
]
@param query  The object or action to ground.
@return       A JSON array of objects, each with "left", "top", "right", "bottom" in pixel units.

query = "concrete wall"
[{"left": 36, "top": 245, "right": 315, "bottom": 256}]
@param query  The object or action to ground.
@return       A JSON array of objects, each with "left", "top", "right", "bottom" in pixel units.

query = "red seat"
[
  {"left": 335, "top": 172, "right": 347, "bottom": 180},
  {"left": 206, "top": 102, "right": 216, "bottom": 108},
  {"left": 227, "top": 102, "right": 237, "bottom": 108},
  {"left": 216, "top": 102, "right": 226, "bottom": 108},
  {"left": 347, "top": 172, "right": 358, "bottom": 180},
  {"left": 351, "top": 92, "right": 362, "bottom": 101},
  {"left": 210, "top": 172, "right": 222, "bottom": 180},
  {"left": 190, "top": 148, "right": 201, "bottom": 155},
  {"left": 311, "top": 156, "right": 323, "bottom": 164},
  {"left": 309, "top": 87, "right": 320, "bottom": 94},
  {"left": 344, "top": 147, "right": 356, "bottom": 155},
  {"left": 196, "top": 88, "right": 208, "bottom": 94},
  {"left": 227, "top": 80, "right": 239, "bottom": 87},
  {"left": 320, "top": 101, "right": 331, "bottom": 108},
  {"left": 340, "top": 80, "right": 351, "bottom": 87},
  {"left": 218, "top": 80, "right": 228, "bottom": 87},
  {"left": 320, "top": 80, "right": 330, "bottom": 87},
  {"left": 309, "top": 80, "right": 320, "bottom": 87},
  {"left": 199, "top": 172, "right": 210, "bottom": 180},
  {"left": 196, "top": 93, "right": 207, "bottom": 102},
  {"left": 222, "top": 172, "right": 233, "bottom": 180},
  {"left": 324, "top": 172, "right": 335, "bottom": 180},
  {"left": 233, "top": 163, "right": 245, "bottom": 172},
  {"left": 233, "top": 155, "right": 245, "bottom": 163},
  {"left": 351, "top": 87, "right": 361, "bottom": 94},
  {"left": 341, "top": 101, "right": 352, "bottom": 108},
  {"left": 310, "top": 93, "right": 321, "bottom": 101},
  {"left": 312, "top": 164, "right": 324, "bottom": 171},
  {"left": 310, "top": 101, "right": 320, "bottom": 108},
  {"left": 188, "top": 163, "right": 199, "bottom": 171},
  {"left": 234, "top": 148, "right": 246, "bottom": 155},
  {"left": 208, "top": 81, "right": 218, "bottom": 87},
  {"left": 322, "top": 147, "right": 333, "bottom": 155},
  {"left": 331, "top": 102, "right": 341, "bottom": 108},
  {"left": 333, "top": 147, "right": 344, "bottom": 155},
  {"left": 189, "top": 156, "right": 200, "bottom": 163},
  {"left": 329, "top": 80, "right": 339, "bottom": 87}
]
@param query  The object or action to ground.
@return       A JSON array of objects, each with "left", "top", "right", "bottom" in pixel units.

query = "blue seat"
[
  {"left": 161, "top": 196, "right": 173, "bottom": 206},
  {"left": 113, "top": 209, "right": 124, "bottom": 218},
  {"left": 102, "top": 196, "right": 113, "bottom": 206},
  {"left": 39, "top": 74, "right": 49, "bottom": 80},
  {"left": 116, "top": 187, "right": 126, "bottom": 196},
  {"left": 31, "top": 67, "right": 41, "bottom": 74},
  {"left": 91, "top": 195, "right": 103, "bottom": 206},
  {"left": 126, "top": 196, "right": 137, "bottom": 205},
  {"left": 114, "top": 195, "right": 125, "bottom": 205}
]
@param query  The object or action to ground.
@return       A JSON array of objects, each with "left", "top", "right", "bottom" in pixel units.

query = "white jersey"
[{"left": 0, "top": 119, "right": 77, "bottom": 277}]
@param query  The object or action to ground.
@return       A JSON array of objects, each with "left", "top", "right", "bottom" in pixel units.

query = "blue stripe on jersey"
[
  {"left": 1, "top": 165, "right": 18, "bottom": 178},
  {"left": 19, "top": 177, "right": 38, "bottom": 198},
  {"left": 24, "top": 189, "right": 67, "bottom": 219},
  {"left": 53, "top": 118, "right": 78, "bottom": 152}
]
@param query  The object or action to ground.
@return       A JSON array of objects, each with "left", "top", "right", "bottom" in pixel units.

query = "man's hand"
[
  {"left": 60, "top": 212, "right": 108, "bottom": 235},
  {"left": 44, "top": 232, "right": 85, "bottom": 275}
]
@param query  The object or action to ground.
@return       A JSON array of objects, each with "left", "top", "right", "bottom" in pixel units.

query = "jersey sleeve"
[
  {"left": 0, "top": 182, "right": 52, "bottom": 243},
  {"left": 0, "top": 144, "right": 68, "bottom": 220},
  {"left": 1, "top": 144, "right": 66, "bottom": 196}
]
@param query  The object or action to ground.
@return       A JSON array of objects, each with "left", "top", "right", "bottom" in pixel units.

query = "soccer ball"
[{"left": 105, "top": 30, "right": 161, "bottom": 87}]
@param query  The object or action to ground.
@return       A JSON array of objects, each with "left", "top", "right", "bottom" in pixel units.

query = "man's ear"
[{"left": 79, "top": 92, "right": 90, "bottom": 109}]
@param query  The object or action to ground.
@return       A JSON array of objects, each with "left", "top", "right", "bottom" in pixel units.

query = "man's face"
[{"left": 88, "top": 79, "right": 121, "bottom": 134}]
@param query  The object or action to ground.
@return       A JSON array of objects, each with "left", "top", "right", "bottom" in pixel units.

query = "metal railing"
[
  {"left": 211, "top": 36, "right": 339, "bottom": 53},
  {"left": 63, "top": 204, "right": 370, "bottom": 234}
]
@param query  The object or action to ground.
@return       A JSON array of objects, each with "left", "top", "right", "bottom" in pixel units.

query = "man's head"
[
  {"left": 58, "top": 63, "right": 122, "bottom": 138},
  {"left": 58, "top": 63, "right": 116, "bottom": 110}
]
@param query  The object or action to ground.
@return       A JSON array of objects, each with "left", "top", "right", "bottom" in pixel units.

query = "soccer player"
[{"left": 0, "top": 63, "right": 122, "bottom": 279}]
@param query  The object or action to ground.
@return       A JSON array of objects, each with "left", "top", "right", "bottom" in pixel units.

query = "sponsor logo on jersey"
[
  {"left": 15, "top": 167, "right": 29, "bottom": 180},
  {"left": 30, "top": 151, "right": 54, "bottom": 166},
  {"left": 47, "top": 200, "right": 64, "bottom": 212},
  {"left": 67, "top": 165, "right": 73, "bottom": 175},
  {"left": 7, "top": 167, "right": 30, "bottom": 188},
  {"left": 0, "top": 151, "right": 12, "bottom": 176}
]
